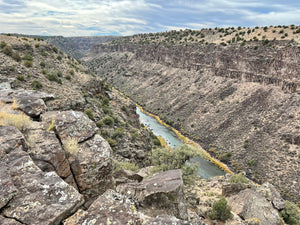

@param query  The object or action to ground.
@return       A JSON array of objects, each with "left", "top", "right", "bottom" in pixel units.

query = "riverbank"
[{"left": 136, "top": 104, "right": 234, "bottom": 175}]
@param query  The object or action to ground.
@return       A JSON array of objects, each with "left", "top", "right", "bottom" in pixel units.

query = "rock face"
[
  {"left": 72, "top": 134, "right": 114, "bottom": 202},
  {"left": 257, "top": 182, "right": 286, "bottom": 210},
  {"left": 0, "top": 89, "right": 54, "bottom": 117},
  {"left": 63, "top": 189, "right": 140, "bottom": 225},
  {"left": 117, "top": 169, "right": 188, "bottom": 221},
  {"left": 41, "top": 110, "right": 98, "bottom": 143},
  {"left": 87, "top": 40, "right": 300, "bottom": 202},
  {"left": 228, "top": 189, "right": 281, "bottom": 225},
  {"left": 25, "top": 122, "right": 77, "bottom": 187},
  {"left": 0, "top": 126, "right": 84, "bottom": 225}
]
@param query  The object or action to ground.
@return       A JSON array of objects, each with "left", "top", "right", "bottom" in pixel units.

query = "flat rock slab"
[
  {"left": 0, "top": 89, "right": 54, "bottom": 117},
  {"left": 41, "top": 110, "right": 97, "bottom": 143},
  {"left": 0, "top": 126, "right": 84, "bottom": 225},
  {"left": 63, "top": 189, "right": 140, "bottom": 225},
  {"left": 228, "top": 189, "right": 281, "bottom": 225}
]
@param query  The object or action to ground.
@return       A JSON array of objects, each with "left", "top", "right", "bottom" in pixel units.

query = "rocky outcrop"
[
  {"left": 63, "top": 189, "right": 140, "bottom": 225},
  {"left": 257, "top": 182, "right": 286, "bottom": 210},
  {"left": 228, "top": 189, "right": 281, "bottom": 225},
  {"left": 0, "top": 126, "right": 84, "bottom": 225},
  {"left": 0, "top": 89, "right": 54, "bottom": 117},
  {"left": 117, "top": 169, "right": 188, "bottom": 221},
  {"left": 41, "top": 110, "right": 98, "bottom": 143},
  {"left": 72, "top": 134, "right": 114, "bottom": 203},
  {"left": 25, "top": 122, "right": 77, "bottom": 187}
]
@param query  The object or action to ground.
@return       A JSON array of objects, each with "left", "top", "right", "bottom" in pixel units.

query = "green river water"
[{"left": 136, "top": 107, "right": 225, "bottom": 179}]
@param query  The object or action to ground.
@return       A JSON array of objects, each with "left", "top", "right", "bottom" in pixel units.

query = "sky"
[{"left": 0, "top": 0, "right": 299, "bottom": 36}]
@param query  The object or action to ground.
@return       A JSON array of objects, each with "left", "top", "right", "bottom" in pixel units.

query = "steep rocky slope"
[
  {"left": 85, "top": 25, "right": 300, "bottom": 203},
  {"left": 5, "top": 34, "right": 120, "bottom": 59}
]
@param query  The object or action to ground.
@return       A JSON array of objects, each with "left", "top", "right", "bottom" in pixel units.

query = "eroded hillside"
[{"left": 85, "top": 25, "right": 300, "bottom": 203}]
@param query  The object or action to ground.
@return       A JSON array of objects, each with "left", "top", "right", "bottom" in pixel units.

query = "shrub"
[
  {"left": 12, "top": 52, "right": 21, "bottom": 61},
  {"left": 114, "top": 161, "right": 139, "bottom": 172},
  {"left": 84, "top": 108, "right": 94, "bottom": 120},
  {"left": 243, "top": 139, "right": 249, "bottom": 148},
  {"left": 102, "top": 97, "right": 109, "bottom": 105},
  {"left": 40, "top": 61, "right": 45, "bottom": 68},
  {"left": 102, "top": 116, "right": 114, "bottom": 126},
  {"left": 281, "top": 201, "right": 300, "bottom": 225},
  {"left": 229, "top": 173, "right": 249, "bottom": 184},
  {"left": 209, "top": 197, "right": 232, "bottom": 221},
  {"left": 17, "top": 75, "right": 25, "bottom": 81},
  {"left": 42, "top": 69, "right": 47, "bottom": 74},
  {"left": 3, "top": 45, "right": 13, "bottom": 56},
  {"left": 0, "top": 41, "right": 6, "bottom": 48},
  {"left": 151, "top": 144, "right": 202, "bottom": 185},
  {"left": 22, "top": 54, "right": 33, "bottom": 61},
  {"left": 24, "top": 60, "right": 32, "bottom": 67},
  {"left": 31, "top": 79, "right": 42, "bottom": 90},
  {"left": 65, "top": 74, "right": 71, "bottom": 80},
  {"left": 96, "top": 120, "right": 103, "bottom": 128},
  {"left": 35, "top": 43, "right": 40, "bottom": 48},
  {"left": 52, "top": 47, "right": 58, "bottom": 53},
  {"left": 69, "top": 70, "right": 74, "bottom": 75},
  {"left": 106, "top": 138, "right": 117, "bottom": 147},
  {"left": 112, "top": 127, "right": 125, "bottom": 139},
  {"left": 121, "top": 105, "right": 127, "bottom": 112},
  {"left": 57, "top": 55, "right": 62, "bottom": 60},
  {"left": 46, "top": 71, "right": 62, "bottom": 84}
]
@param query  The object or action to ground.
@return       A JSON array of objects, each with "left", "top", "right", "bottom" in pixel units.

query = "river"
[{"left": 136, "top": 107, "right": 226, "bottom": 179}]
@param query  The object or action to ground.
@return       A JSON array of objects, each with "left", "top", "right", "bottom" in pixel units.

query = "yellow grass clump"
[
  {"left": 11, "top": 97, "right": 19, "bottom": 110},
  {"left": 63, "top": 137, "right": 79, "bottom": 157},
  {"left": 0, "top": 101, "right": 31, "bottom": 131},
  {"left": 47, "top": 119, "right": 56, "bottom": 131}
]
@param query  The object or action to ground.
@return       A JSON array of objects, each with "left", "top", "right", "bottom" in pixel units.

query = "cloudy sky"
[{"left": 0, "top": 0, "right": 299, "bottom": 36}]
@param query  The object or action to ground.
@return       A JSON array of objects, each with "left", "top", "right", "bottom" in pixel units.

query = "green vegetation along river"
[{"left": 136, "top": 107, "right": 226, "bottom": 179}]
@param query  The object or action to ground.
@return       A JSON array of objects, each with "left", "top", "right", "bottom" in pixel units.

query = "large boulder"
[
  {"left": 228, "top": 189, "right": 281, "bottom": 225},
  {"left": 70, "top": 134, "right": 114, "bottom": 203},
  {"left": 117, "top": 169, "right": 188, "bottom": 221},
  {"left": 257, "top": 182, "right": 286, "bottom": 210},
  {"left": 63, "top": 189, "right": 140, "bottom": 225},
  {"left": 41, "top": 110, "right": 97, "bottom": 143},
  {"left": 25, "top": 122, "right": 77, "bottom": 188},
  {"left": 0, "top": 89, "right": 54, "bottom": 117},
  {"left": 0, "top": 126, "right": 84, "bottom": 225}
]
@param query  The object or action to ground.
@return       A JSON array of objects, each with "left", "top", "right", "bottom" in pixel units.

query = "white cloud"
[{"left": 0, "top": 0, "right": 299, "bottom": 36}]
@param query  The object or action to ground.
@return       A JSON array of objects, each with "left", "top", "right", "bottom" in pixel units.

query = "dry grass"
[
  {"left": 47, "top": 119, "right": 55, "bottom": 131},
  {"left": 11, "top": 97, "right": 19, "bottom": 110},
  {"left": 63, "top": 137, "right": 79, "bottom": 157},
  {"left": 0, "top": 101, "right": 31, "bottom": 131}
]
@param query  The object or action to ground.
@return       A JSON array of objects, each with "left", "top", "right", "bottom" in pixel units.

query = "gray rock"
[
  {"left": 70, "top": 134, "right": 113, "bottom": 202},
  {"left": 257, "top": 182, "right": 286, "bottom": 210},
  {"left": 117, "top": 169, "right": 188, "bottom": 221},
  {"left": 25, "top": 122, "right": 77, "bottom": 188},
  {"left": 63, "top": 189, "right": 140, "bottom": 225},
  {"left": 0, "top": 126, "right": 84, "bottom": 225},
  {"left": 142, "top": 215, "right": 193, "bottom": 225},
  {"left": 228, "top": 189, "right": 281, "bottom": 225},
  {"left": 0, "top": 89, "right": 54, "bottom": 117},
  {"left": 41, "top": 110, "right": 97, "bottom": 143},
  {"left": 0, "top": 216, "right": 23, "bottom": 225},
  {"left": 222, "top": 182, "right": 251, "bottom": 196},
  {"left": 0, "top": 162, "right": 18, "bottom": 210}
]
